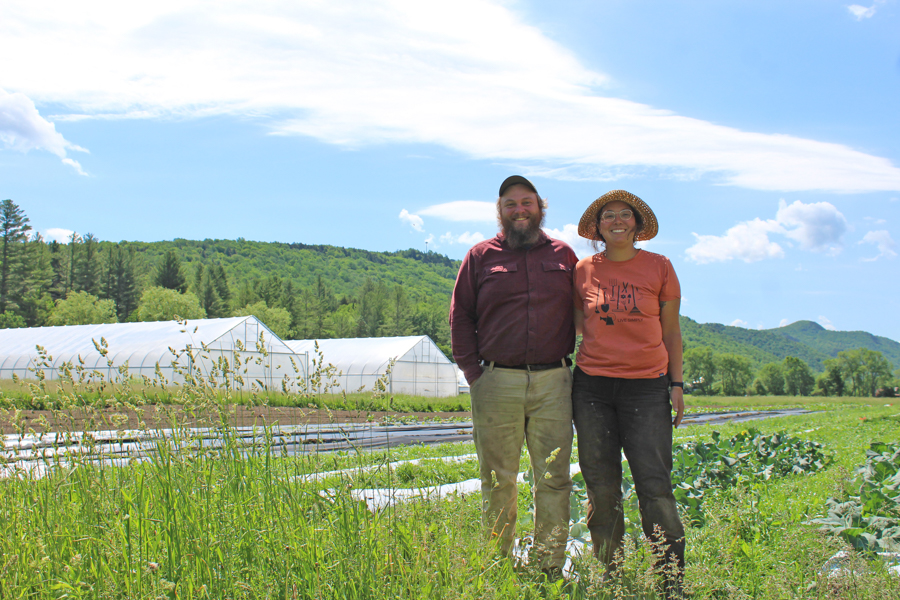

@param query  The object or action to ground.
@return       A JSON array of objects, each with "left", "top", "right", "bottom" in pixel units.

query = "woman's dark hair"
[{"left": 591, "top": 205, "right": 644, "bottom": 252}]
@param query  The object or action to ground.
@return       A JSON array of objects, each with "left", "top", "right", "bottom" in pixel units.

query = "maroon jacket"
[{"left": 450, "top": 231, "right": 577, "bottom": 384}]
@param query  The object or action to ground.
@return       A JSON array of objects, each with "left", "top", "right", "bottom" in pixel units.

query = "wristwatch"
[{"left": 670, "top": 381, "right": 684, "bottom": 388}]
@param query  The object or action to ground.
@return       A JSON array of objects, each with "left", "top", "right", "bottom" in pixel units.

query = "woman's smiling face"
[{"left": 596, "top": 200, "right": 637, "bottom": 245}]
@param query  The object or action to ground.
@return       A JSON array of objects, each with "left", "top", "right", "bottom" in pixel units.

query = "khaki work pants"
[{"left": 470, "top": 363, "right": 573, "bottom": 570}]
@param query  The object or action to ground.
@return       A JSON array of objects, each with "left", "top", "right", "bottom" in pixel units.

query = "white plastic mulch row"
[
  {"left": 295, "top": 453, "right": 479, "bottom": 483},
  {"left": 345, "top": 460, "right": 583, "bottom": 511},
  {"left": 337, "top": 460, "right": 588, "bottom": 578}
]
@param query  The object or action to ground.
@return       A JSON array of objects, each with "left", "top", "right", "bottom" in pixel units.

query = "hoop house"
[
  {"left": 0, "top": 316, "right": 307, "bottom": 392},
  {"left": 285, "top": 336, "right": 459, "bottom": 397}
]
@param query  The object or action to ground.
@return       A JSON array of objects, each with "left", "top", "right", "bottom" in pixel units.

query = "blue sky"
[{"left": 2, "top": 0, "right": 899, "bottom": 342}]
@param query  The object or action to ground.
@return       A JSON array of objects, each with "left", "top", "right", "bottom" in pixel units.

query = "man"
[{"left": 450, "top": 175, "right": 578, "bottom": 575}]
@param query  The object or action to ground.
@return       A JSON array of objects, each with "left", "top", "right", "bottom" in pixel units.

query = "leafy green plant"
[{"left": 810, "top": 441, "right": 900, "bottom": 552}]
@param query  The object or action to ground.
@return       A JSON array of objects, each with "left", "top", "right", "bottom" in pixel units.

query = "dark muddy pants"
[{"left": 572, "top": 367, "right": 685, "bottom": 580}]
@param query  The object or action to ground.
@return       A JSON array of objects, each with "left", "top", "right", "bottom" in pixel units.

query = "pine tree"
[
  {"left": 193, "top": 263, "right": 205, "bottom": 296},
  {"left": 198, "top": 270, "right": 225, "bottom": 318},
  {"left": 105, "top": 244, "right": 138, "bottom": 321},
  {"left": 66, "top": 232, "right": 80, "bottom": 295},
  {"left": 254, "top": 274, "right": 281, "bottom": 307},
  {"left": 48, "top": 240, "right": 67, "bottom": 301},
  {"left": 212, "top": 264, "right": 231, "bottom": 309},
  {"left": 0, "top": 199, "right": 32, "bottom": 314},
  {"left": 387, "top": 284, "right": 410, "bottom": 336},
  {"left": 153, "top": 250, "right": 188, "bottom": 293},
  {"left": 12, "top": 233, "right": 54, "bottom": 326},
  {"left": 74, "top": 233, "right": 101, "bottom": 295}
]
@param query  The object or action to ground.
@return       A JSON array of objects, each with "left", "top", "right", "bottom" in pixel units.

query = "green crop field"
[{"left": 1, "top": 384, "right": 898, "bottom": 598}]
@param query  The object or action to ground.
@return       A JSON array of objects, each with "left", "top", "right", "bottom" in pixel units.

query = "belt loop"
[
  {"left": 561, "top": 358, "right": 566, "bottom": 368},
  {"left": 488, "top": 361, "right": 495, "bottom": 373}
]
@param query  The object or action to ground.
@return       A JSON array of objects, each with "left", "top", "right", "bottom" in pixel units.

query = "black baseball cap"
[{"left": 499, "top": 175, "right": 538, "bottom": 197}]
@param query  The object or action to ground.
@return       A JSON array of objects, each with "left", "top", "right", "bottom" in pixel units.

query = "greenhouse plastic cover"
[
  {"left": 285, "top": 336, "right": 460, "bottom": 397},
  {"left": 0, "top": 316, "right": 306, "bottom": 389}
]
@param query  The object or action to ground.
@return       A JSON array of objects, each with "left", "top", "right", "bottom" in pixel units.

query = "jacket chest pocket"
[
  {"left": 483, "top": 263, "right": 519, "bottom": 277},
  {"left": 481, "top": 263, "right": 520, "bottom": 292},
  {"left": 541, "top": 261, "right": 572, "bottom": 281}
]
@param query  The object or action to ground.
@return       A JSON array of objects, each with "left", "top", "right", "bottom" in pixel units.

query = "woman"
[{"left": 572, "top": 190, "right": 685, "bottom": 595}]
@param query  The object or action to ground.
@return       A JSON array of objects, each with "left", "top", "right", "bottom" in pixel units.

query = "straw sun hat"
[{"left": 577, "top": 190, "right": 658, "bottom": 242}]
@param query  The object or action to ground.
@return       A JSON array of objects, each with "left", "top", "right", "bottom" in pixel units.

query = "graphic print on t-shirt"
[{"left": 593, "top": 278, "right": 644, "bottom": 325}]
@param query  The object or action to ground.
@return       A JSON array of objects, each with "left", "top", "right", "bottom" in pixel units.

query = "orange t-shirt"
[{"left": 574, "top": 250, "right": 680, "bottom": 379}]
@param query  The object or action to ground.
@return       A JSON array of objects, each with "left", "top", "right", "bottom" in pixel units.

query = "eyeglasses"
[{"left": 599, "top": 209, "right": 634, "bottom": 222}]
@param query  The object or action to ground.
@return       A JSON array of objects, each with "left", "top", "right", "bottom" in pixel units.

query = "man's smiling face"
[{"left": 499, "top": 184, "right": 543, "bottom": 248}]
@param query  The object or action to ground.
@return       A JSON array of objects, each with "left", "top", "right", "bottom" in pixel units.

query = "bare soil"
[{"left": 0, "top": 405, "right": 472, "bottom": 435}]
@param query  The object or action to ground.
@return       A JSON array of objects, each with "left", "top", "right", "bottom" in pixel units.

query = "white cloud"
[
  {"left": 848, "top": 2, "right": 884, "bottom": 20},
  {"left": 2, "top": 1, "right": 899, "bottom": 193},
  {"left": 440, "top": 231, "right": 488, "bottom": 245},
  {"left": 0, "top": 88, "right": 87, "bottom": 174},
  {"left": 817, "top": 315, "right": 837, "bottom": 331},
  {"left": 418, "top": 200, "right": 496, "bottom": 222},
  {"left": 779, "top": 319, "right": 790, "bottom": 327},
  {"left": 685, "top": 218, "right": 784, "bottom": 264},
  {"left": 42, "top": 227, "right": 74, "bottom": 243},
  {"left": 729, "top": 319, "right": 749, "bottom": 328},
  {"left": 398, "top": 208, "right": 424, "bottom": 232},
  {"left": 543, "top": 223, "right": 594, "bottom": 259},
  {"left": 776, "top": 199, "right": 848, "bottom": 252},
  {"left": 686, "top": 199, "right": 848, "bottom": 263},
  {"left": 424, "top": 233, "right": 434, "bottom": 245},
  {"left": 859, "top": 229, "right": 897, "bottom": 260},
  {"left": 458, "top": 231, "right": 486, "bottom": 245}
]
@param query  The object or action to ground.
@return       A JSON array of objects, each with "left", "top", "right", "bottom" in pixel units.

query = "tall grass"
[{"left": 1, "top": 350, "right": 899, "bottom": 598}]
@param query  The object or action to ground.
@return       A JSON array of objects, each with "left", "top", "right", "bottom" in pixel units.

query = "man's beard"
[{"left": 501, "top": 211, "right": 544, "bottom": 250}]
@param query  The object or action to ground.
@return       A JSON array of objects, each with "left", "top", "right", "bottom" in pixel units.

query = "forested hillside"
[
  {"left": 680, "top": 317, "right": 900, "bottom": 371},
  {"left": 0, "top": 199, "right": 460, "bottom": 355},
  {"left": 776, "top": 321, "right": 900, "bottom": 369},
  {"left": 2, "top": 198, "right": 898, "bottom": 376}
]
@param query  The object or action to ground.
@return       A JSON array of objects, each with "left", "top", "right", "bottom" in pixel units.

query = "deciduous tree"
[
  {"left": 684, "top": 346, "right": 717, "bottom": 395},
  {"left": 136, "top": 287, "right": 205, "bottom": 321},
  {"left": 48, "top": 291, "right": 117, "bottom": 325},
  {"left": 756, "top": 362, "right": 785, "bottom": 396},
  {"left": 234, "top": 301, "right": 291, "bottom": 340},
  {"left": 716, "top": 353, "right": 753, "bottom": 396},
  {"left": 783, "top": 356, "right": 815, "bottom": 396}
]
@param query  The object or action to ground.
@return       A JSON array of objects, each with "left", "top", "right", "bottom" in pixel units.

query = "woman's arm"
[
  {"left": 574, "top": 307, "right": 584, "bottom": 336},
  {"left": 660, "top": 298, "right": 684, "bottom": 427}
]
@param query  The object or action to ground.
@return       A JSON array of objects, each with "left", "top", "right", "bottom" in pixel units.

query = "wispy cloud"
[
  {"left": 2, "top": 1, "right": 899, "bottom": 192},
  {"left": 848, "top": 1, "right": 884, "bottom": 20},
  {"left": 859, "top": 229, "right": 897, "bottom": 260},
  {"left": 398, "top": 209, "right": 424, "bottom": 232},
  {"left": 730, "top": 319, "right": 749, "bottom": 328},
  {"left": 817, "top": 315, "right": 837, "bottom": 331},
  {"left": 779, "top": 318, "right": 790, "bottom": 327},
  {"left": 418, "top": 200, "right": 496, "bottom": 222},
  {"left": 0, "top": 88, "right": 87, "bottom": 174},
  {"left": 685, "top": 200, "right": 848, "bottom": 263}
]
